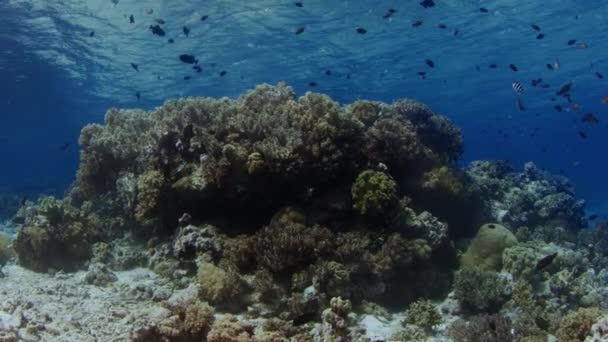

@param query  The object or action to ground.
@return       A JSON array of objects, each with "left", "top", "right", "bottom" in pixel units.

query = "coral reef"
[
  {"left": 466, "top": 161, "right": 586, "bottom": 233},
  {"left": 12, "top": 196, "right": 104, "bottom": 271},
  {"left": 5, "top": 83, "right": 600, "bottom": 341}
]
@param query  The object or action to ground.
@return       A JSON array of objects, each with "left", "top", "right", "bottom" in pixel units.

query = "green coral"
[
  {"left": 197, "top": 260, "right": 246, "bottom": 309},
  {"left": 421, "top": 166, "right": 465, "bottom": 195},
  {"left": 405, "top": 299, "right": 441, "bottom": 331},
  {"left": 13, "top": 197, "right": 103, "bottom": 272},
  {"left": 555, "top": 307, "right": 603, "bottom": 341},
  {"left": 461, "top": 223, "right": 518, "bottom": 272},
  {"left": 134, "top": 169, "right": 165, "bottom": 226},
  {"left": 351, "top": 170, "right": 397, "bottom": 216},
  {"left": 0, "top": 232, "right": 14, "bottom": 266},
  {"left": 454, "top": 267, "right": 512, "bottom": 313},
  {"left": 37, "top": 196, "right": 64, "bottom": 226}
]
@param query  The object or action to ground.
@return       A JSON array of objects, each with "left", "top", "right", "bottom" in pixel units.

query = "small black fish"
[
  {"left": 420, "top": 0, "right": 435, "bottom": 8},
  {"left": 219, "top": 70, "right": 227, "bottom": 76},
  {"left": 556, "top": 82, "right": 572, "bottom": 96},
  {"left": 418, "top": 71, "right": 426, "bottom": 79},
  {"left": 531, "top": 24, "right": 541, "bottom": 31},
  {"left": 535, "top": 252, "right": 558, "bottom": 271},
  {"left": 356, "top": 27, "right": 367, "bottom": 34},
  {"left": 201, "top": 15, "right": 208, "bottom": 21},
  {"left": 294, "top": 2, "right": 303, "bottom": 7},
  {"left": 589, "top": 214, "right": 599, "bottom": 220},
  {"left": 567, "top": 39, "right": 576, "bottom": 46},
  {"left": 149, "top": 24, "right": 166, "bottom": 36},
  {"left": 479, "top": 7, "right": 489, "bottom": 13},
  {"left": 579, "top": 131, "right": 588, "bottom": 139},
  {"left": 129, "top": 14, "right": 134, "bottom": 24},
  {"left": 595, "top": 72, "right": 604, "bottom": 79},
  {"left": 581, "top": 113, "right": 599, "bottom": 124},
  {"left": 412, "top": 20, "right": 423, "bottom": 27},
  {"left": 295, "top": 26, "right": 305, "bottom": 35},
  {"left": 346, "top": 74, "right": 351, "bottom": 79},
  {"left": 383, "top": 9, "right": 396, "bottom": 19},
  {"left": 89, "top": 31, "right": 95, "bottom": 37},
  {"left": 131, "top": 63, "right": 139, "bottom": 72},
  {"left": 437, "top": 23, "right": 447, "bottom": 29},
  {"left": 554, "top": 105, "right": 563, "bottom": 112},
  {"left": 183, "top": 26, "right": 190, "bottom": 37},
  {"left": 325, "top": 70, "right": 331, "bottom": 75},
  {"left": 136, "top": 92, "right": 141, "bottom": 101},
  {"left": 509, "top": 64, "right": 518, "bottom": 72},
  {"left": 168, "top": 38, "right": 174, "bottom": 43},
  {"left": 156, "top": 19, "right": 166, "bottom": 25},
  {"left": 489, "top": 64, "right": 498, "bottom": 69},
  {"left": 193, "top": 65, "right": 202, "bottom": 73},
  {"left": 425, "top": 59, "right": 435, "bottom": 68},
  {"left": 546, "top": 63, "right": 554, "bottom": 70},
  {"left": 184, "top": 76, "right": 191, "bottom": 80},
  {"left": 536, "top": 34, "right": 544, "bottom": 40},
  {"left": 308, "top": 81, "right": 317, "bottom": 87},
  {"left": 179, "top": 54, "right": 198, "bottom": 64},
  {"left": 59, "top": 142, "right": 70, "bottom": 151},
  {"left": 453, "top": 28, "right": 459, "bottom": 36}
]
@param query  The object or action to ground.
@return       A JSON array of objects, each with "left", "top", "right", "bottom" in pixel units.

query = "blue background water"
[{"left": 1, "top": 0, "right": 607, "bottom": 215}]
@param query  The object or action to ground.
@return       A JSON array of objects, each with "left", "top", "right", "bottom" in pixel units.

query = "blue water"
[{"left": 1, "top": 0, "right": 607, "bottom": 214}]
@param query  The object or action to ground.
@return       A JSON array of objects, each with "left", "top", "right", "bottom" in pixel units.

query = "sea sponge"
[
  {"left": 454, "top": 268, "right": 512, "bottom": 313},
  {"left": 461, "top": 223, "right": 518, "bottom": 272},
  {"left": 351, "top": 170, "right": 398, "bottom": 216},
  {"left": 404, "top": 298, "right": 441, "bottom": 331}
]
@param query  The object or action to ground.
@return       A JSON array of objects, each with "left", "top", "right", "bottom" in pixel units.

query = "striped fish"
[{"left": 512, "top": 81, "right": 524, "bottom": 94}]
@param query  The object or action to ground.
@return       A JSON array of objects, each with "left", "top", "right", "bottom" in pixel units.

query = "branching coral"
[
  {"left": 351, "top": 170, "right": 397, "bottom": 216},
  {"left": 454, "top": 268, "right": 512, "bottom": 313},
  {"left": 555, "top": 307, "right": 603, "bottom": 341},
  {"left": 254, "top": 220, "right": 333, "bottom": 273},
  {"left": 404, "top": 298, "right": 441, "bottom": 331}
]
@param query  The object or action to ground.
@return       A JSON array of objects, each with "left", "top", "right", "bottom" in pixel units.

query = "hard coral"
[
  {"left": 454, "top": 268, "right": 512, "bottom": 313},
  {"left": 351, "top": 170, "right": 398, "bottom": 216},
  {"left": 404, "top": 298, "right": 441, "bottom": 331},
  {"left": 556, "top": 307, "right": 603, "bottom": 342},
  {"left": 448, "top": 314, "right": 518, "bottom": 342},
  {"left": 254, "top": 220, "right": 333, "bottom": 273},
  {"left": 0, "top": 232, "right": 14, "bottom": 266},
  {"left": 197, "top": 260, "right": 246, "bottom": 309},
  {"left": 13, "top": 196, "right": 103, "bottom": 272},
  {"left": 77, "top": 83, "right": 464, "bottom": 235}
]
